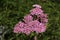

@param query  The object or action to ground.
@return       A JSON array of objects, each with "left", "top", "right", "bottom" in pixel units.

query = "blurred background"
[{"left": 0, "top": 0, "right": 60, "bottom": 40}]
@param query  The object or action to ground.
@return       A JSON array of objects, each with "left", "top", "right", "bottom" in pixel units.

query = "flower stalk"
[{"left": 34, "top": 35, "right": 37, "bottom": 40}]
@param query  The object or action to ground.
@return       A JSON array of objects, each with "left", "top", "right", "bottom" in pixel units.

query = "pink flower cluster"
[{"left": 13, "top": 4, "right": 48, "bottom": 35}]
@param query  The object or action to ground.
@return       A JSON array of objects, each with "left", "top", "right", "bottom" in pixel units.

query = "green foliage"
[{"left": 0, "top": 0, "right": 60, "bottom": 40}]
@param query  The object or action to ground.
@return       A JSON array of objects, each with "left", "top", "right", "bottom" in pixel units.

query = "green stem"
[{"left": 34, "top": 35, "right": 37, "bottom": 40}]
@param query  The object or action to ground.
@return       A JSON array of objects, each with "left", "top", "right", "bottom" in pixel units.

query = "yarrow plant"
[{"left": 13, "top": 4, "right": 48, "bottom": 40}]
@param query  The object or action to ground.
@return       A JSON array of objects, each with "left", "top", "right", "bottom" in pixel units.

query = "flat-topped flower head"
[
  {"left": 13, "top": 21, "right": 25, "bottom": 33},
  {"left": 30, "top": 8, "right": 43, "bottom": 15},
  {"left": 23, "top": 14, "right": 33, "bottom": 23},
  {"left": 27, "top": 20, "right": 40, "bottom": 27},
  {"left": 30, "top": 4, "right": 43, "bottom": 15}
]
